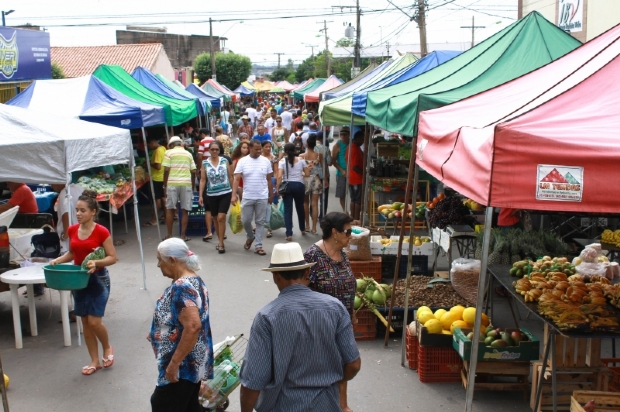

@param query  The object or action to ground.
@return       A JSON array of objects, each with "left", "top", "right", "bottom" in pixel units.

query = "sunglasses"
[
  {"left": 342, "top": 229, "right": 352, "bottom": 236},
  {"left": 209, "top": 148, "right": 220, "bottom": 151}
]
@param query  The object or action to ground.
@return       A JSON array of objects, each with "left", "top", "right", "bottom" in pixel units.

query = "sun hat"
[
  {"left": 261, "top": 243, "right": 316, "bottom": 272},
  {"left": 241, "top": 115, "right": 249, "bottom": 120},
  {"left": 168, "top": 136, "right": 183, "bottom": 147}
]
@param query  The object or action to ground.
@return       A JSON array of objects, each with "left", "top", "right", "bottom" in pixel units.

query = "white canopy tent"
[{"left": 0, "top": 103, "right": 147, "bottom": 288}]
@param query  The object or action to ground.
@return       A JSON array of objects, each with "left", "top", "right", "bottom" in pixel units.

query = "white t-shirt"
[
  {"left": 289, "top": 131, "right": 310, "bottom": 149},
  {"left": 221, "top": 110, "right": 230, "bottom": 124},
  {"left": 246, "top": 108, "right": 257, "bottom": 123},
  {"left": 264, "top": 118, "right": 277, "bottom": 135},
  {"left": 280, "top": 110, "right": 293, "bottom": 131},
  {"left": 234, "top": 155, "right": 272, "bottom": 199},
  {"left": 55, "top": 184, "right": 84, "bottom": 251},
  {"left": 279, "top": 158, "right": 307, "bottom": 183}
]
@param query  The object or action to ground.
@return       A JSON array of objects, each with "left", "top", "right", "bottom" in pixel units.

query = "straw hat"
[
  {"left": 168, "top": 136, "right": 183, "bottom": 147},
  {"left": 261, "top": 243, "right": 316, "bottom": 272}
]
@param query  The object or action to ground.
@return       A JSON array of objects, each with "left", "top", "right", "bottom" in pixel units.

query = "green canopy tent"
[
  {"left": 293, "top": 78, "right": 326, "bottom": 101},
  {"left": 94, "top": 65, "right": 198, "bottom": 126},
  {"left": 269, "top": 87, "right": 286, "bottom": 93},
  {"left": 155, "top": 74, "right": 212, "bottom": 112},
  {"left": 201, "top": 80, "right": 232, "bottom": 103},
  {"left": 319, "top": 54, "right": 418, "bottom": 126},
  {"left": 365, "top": 11, "right": 581, "bottom": 136}
]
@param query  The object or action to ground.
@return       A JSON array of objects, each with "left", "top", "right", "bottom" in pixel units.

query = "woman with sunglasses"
[
  {"left": 199, "top": 141, "right": 233, "bottom": 253},
  {"left": 271, "top": 115, "right": 289, "bottom": 159},
  {"left": 303, "top": 211, "right": 356, "bottom": 412}
]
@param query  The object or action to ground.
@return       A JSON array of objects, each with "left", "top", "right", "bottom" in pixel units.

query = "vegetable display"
[
  {"left": 416, "top": 305, "right": 490, "bottom": 336},
  {"left": 427, "top": 195, "right": 475, "bottom": 229},
  {"left": 476, "top": 228, "right": 571, "bottom": 265},
  {"left": 78, "top": 176, "right": 117, "bottom": 195},
  {"left": 355, "top": 277, "right": 395, "bottom": 333},
  {"left": 392, "top": 276, "right": 469, "bottom": 308}
]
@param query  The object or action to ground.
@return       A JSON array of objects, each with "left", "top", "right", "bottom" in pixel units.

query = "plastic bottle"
[{"left": 0, "top": 225, "right": 10, "bottom": 268}]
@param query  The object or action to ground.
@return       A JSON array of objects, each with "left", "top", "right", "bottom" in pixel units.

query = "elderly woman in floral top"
[
  {"left": 149, "top": 238, "right": 213, "bottom": 412},
  {"left": 303, "top": 211, "right": 356, "bottom": 412}
]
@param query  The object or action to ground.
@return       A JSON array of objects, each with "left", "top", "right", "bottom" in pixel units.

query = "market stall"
[
  {"left": 233, "top": 83, "right": 255, "bottom": 97},
  {"left": 303, "top": 75, "right": 343, "bottom": 103},
  {"left": 413, "top": 20, "right": 620, "bottom": 412},
  {"left": 292, "top": 78, "right": 325, "bottom": 101},
  {"left": 0, "top": 103, "right": 148, "bottom": 289},
  {"left": 186, "top": 84, "right": 221, "bottom": 109},
  {"left": 321, "top": 62, "right": 381, "bottom": 101}
]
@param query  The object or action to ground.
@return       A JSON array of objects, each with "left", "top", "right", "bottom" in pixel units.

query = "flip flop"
[
  {"left": 82, "top": 365, "right": 102, "bottom": 376},
  {"left": 216, "top": 245, "right": 226, "bottom": 254},
  {"left": 285, "top": 236, "right": 292, "bottom": 241},
  {"left": 142, "top": 221, "right": 157, "bottom": 227},
  {"left": 244, "top": 238, "right": 255, "bottom": 250},
  {"left": 266, "top": 231, "right": 272, "bottom": 238},
  {"left": 182, "top": 237, "right": 191, "bottom": 242},
  {"left": 255, "top": 248, "right": 267, "bottom": 256},
  {"left": 102, "top": 346, "right": 114, "bottom": 369},
  {"left": 202, "top": 235, "right": 212, "bottom": 242}
]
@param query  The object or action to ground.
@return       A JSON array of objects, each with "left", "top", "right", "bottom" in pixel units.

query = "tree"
[
  {"left": 193, "top": 52, "right": 211, "bottom": 84},
  {"left": 269, "top": 67, "right": 292, "bottom": 82},
  {"left": 295, "top": 55, "right": 315, "bottom": 83},
  {"left": 312, "top": 51, "right": 331, "bottom": 78},
  {"left": 51, "top": 62, "right": 65, "bottom": 79},
  {"left": 286, "top": 73, "right": 296, "bottom": 84},
  {"left": 336, "top": 37, "right": 355, "bottom": 47},
  {"left": 214, "top": 53, "right": 252, "bottom": 90}
]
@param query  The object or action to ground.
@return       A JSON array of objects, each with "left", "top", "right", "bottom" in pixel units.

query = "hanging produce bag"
[
  {"left": 345, "top": 226, "right": 372, "bottom": 261},
  {"left": 228, "top": 203, "right": 243, "bottom": 234},
  {"left": 267, "top": 204, "right": 284, "bottom": 231}
]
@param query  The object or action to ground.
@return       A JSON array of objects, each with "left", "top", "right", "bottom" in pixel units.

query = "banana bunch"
[
  {"left": 378, "top": 238, "right": 393, "bottom": 246},
  {"left": 602, "top": 229, "right": 620, "bottom": 247}
]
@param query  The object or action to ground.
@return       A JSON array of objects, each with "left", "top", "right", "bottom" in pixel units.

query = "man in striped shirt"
[
  {"left": 239, "top": 243, "right": 361, "bottom": 412},
  {"left": 162, "top": 136, "right": 196, "bottom": 241}
]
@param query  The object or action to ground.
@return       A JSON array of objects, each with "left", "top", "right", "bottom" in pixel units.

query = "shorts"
[
  {"left": 166, "top": 186, "right": 193, "bottom": 211},
  {"left": 207, "top": 192, "right": 232, "bottom": 215},
  {"left": 304, "top": 174, "right": 323, "bottom": 195},
  {"left": 349, "top": 184, "right": 362, "bottom": 204},
  {"left": 73, "top": 268, "right": 110, "bottom": 317},
  {"left": 336, "top": 175, "right": 347, "bottom": 199},
  {"left": 153, "top": 181, "right": 165, "bottom": 200}
]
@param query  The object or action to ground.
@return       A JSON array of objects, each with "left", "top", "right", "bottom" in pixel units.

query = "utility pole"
[
  {"left": 317, "top": 20, "right": 333, "bottom": 76},
  {"left": 386, "top": 42, "right": 390, "bottom": 58},
  {"left": 461, "top": 16, "right": 485, "bottom": 49},
  {"left": 274, "top": 53, "right": 284, "bottom": 69},
  {"left": 416, "top": 0, "right": 428, "bottom": 57},
  {"left": 304, "top": 44, "right": 318, "bottom": 59},
  {"left": 333, "top": 3, "right": 361, "bottom": 76},
  {"left": 209, "top": 18, "right": 216, "bottom": 80}
]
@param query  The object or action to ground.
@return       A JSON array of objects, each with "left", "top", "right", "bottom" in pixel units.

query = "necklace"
[{"left": 322, "top": 239, "right": 342, "bottom": 261}]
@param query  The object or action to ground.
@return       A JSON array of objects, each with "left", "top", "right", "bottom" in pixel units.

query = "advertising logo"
[
  {"left": 0, "top": 30, "right": 18, "bottom": 78},
  {"left": 536, "top": 164, "right": 583, "bottom": 202}
]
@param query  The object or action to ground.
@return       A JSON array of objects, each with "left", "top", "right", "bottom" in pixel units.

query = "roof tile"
[{"left": 51, "top": 43, "right": 164, "bottom": 78}]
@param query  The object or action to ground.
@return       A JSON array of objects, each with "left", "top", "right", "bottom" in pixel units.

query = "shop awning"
[
  {"left": 154, "top": 72, "right": 212, "bottom": 113},
  {"left": 351, "top": 50, "right": 461, "bottom": 118},
  {"left": 274, "top": 80, "right": 295, "bottom": 92},
  {"left": 233, "top": 83, "right": 255, "bottom": 96},
  {"left": 304, "top": 75, "right": 344, "bottom": 103},
  {"left": 253, "top": 81, "right": 274, "bottom": 92},
  {"left": 318, "top": 54, "right": 420, "bottom": 126},
  {"left": 94, "top": 65, "right": 198, "bottom": 126},
  {"left": 293, "top": 78, "right": 325, "bottom": 101},
  {"left": 416, "top": 23, "right": 620, "bottom": 214},
  {"left": 365, "top": 11, "right": 582, "bottom": 136},
  {"left": 131, "top": 67, "right": 207, "bottom": 116},
  {"left": 201, "top": 79, "right": 232, "bottom": 103},
  {"left": 185, "top": 84, "right": 221, "bottom": 109},
  {"left": 6, "top": 75, "right": 166, "bottom": 128},
  {"left": 291, "top": 79, "right": 312, "bottom": 92},
  {"left": 322, "top": 62, "right": 383, "bottom": 101}
]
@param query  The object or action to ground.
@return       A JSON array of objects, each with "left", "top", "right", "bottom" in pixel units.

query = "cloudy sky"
[{"left": 8, "top": 0, "right": 519, "bottom": 65}]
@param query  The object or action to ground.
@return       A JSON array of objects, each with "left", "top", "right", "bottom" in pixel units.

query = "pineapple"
[{"left": 488, "top": 251, "right": 502, "bottom": 265}]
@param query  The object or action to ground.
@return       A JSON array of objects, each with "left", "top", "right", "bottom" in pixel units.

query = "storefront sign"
[
  {"left": 558, "top": 0, "right": 584, "bottom": 33},
  {"left": 0, "top": 27, "right": 51, "bottom": 81},
  {"left": 536, "top": 164, "right": 583, "bottom": 202}
]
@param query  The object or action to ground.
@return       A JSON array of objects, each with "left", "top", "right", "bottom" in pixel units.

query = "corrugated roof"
[{"left": 51, "top": 44, "right": 165, "bottom": 78}]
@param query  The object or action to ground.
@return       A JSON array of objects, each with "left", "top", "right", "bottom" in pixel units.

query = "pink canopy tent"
[
  {"left": 304, "top": 75, "right": 343, "bottom": 103},
  {"left": 203, "top": 79, "right": 238, "bottom": 101},
  {"left": 291, "top": 78, "right": 312, "bottom": 92},
  {"left": 417, "top": 23, "right": 620, "bottom": 214},
  {"left": 275, "top": 80, "right": 295, "bottom": 92}
]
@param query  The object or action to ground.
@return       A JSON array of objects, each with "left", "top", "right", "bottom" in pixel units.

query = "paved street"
[{"left": 0, "top": 188, "right": 612, "bottom": 412}]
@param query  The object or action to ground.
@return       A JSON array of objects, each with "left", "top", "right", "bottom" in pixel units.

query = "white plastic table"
[{"left": 0, "top": 265, "right": 72, "bottom": 349}]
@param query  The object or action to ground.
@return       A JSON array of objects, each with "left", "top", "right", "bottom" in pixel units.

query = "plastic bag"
[
  {"left": 345, "top": 226, "right": 372, "bottom": 261},
  {"left": 228, "top": 203, "right": 243, "bottom": 234},
  {"left": 267, "top": 204, "right": 284, "bottom": 231},
  {"left": 450, "top": 258, "right": 481, "bottom": 305},
  {"left": 575, "top": 262, "right": 606, "bottom": 277}
]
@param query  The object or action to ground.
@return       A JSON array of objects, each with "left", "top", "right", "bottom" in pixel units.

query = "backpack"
[{"left": 293, "top": 132, "right": 305, "bottom": 156}]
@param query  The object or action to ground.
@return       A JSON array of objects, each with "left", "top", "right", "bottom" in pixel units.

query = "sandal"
[
  {"left": 311, "top": 230, "right": 318, "bottom": 235},
  {"left": 216, "top": 245, "right": 226, "bottom": 254},
  {"left": 102, "top": 346, "right": 114, "bottom": 369},
  {"left": 203, "top": 234, "right": 212, "bottom": 242},
  {"left": 255, "top": 248, "right": 267, "bottom": 256},
  {"left": 182, "top": 237, "right": 191, "bottom": 242},
  {"left": 266, "top": 230, "right": 272, "bottom": 238},
  {"left": 285, "top": 236, "right": 292, "bottom": 241},
  {"left": 244, "top": 238, "right": 255, "bottom": 250},
  {"left": 82, "top": 365, "right": 102, "bottom": 376},
  {"left": 142, "top": 221, "right": 157, "bottom": 227}
]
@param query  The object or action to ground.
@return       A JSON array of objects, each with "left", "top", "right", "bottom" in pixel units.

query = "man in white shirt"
[
  {"left": 246, "top": 104, "right": 257, "bottom": 126},
  {"left": 264, "top": 108, "right": 278, "bottom": 135},
  {"left": 51, "top": 183, "right": 84, "bottom": 252},
  {"left": 231, "top": 139, "right": 273, "bottom": 256},
  {"left": 280, "top": 105, "right": 293, "bottom": 131}
]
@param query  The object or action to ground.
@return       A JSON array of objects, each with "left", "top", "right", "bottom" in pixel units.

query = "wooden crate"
[
  {"left": 543, "top": 324, "right": 602, "bottom": 368},
  {"left": 530, "top": 361, "right": 605, "bottom": 412},
  {"left": 461, "top": 361, "right": 530, "bottom": 398},
  {"left": 570, "top": 390, "right": 620, "bottom": 412}
]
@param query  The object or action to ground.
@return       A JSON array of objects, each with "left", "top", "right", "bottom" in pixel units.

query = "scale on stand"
[{"left": 446, "top": 224, "right": 475, "bottom": 237}]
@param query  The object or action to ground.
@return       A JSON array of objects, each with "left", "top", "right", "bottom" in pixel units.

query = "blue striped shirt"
[{"left": 240, "top": 284, "right": 359, "bottom": 412}]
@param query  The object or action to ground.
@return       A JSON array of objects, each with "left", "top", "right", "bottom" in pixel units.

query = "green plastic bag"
[
  {"left": 81, "top": 247, "right": 106, "bottom": 270},
  {"left": 267, "top": 204, "right": 284, "bottom": 231},
  {"left": 228, "top": 202, "right": 243, "bottom": 234}
]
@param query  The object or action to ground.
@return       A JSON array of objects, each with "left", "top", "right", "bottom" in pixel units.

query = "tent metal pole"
[
  {"left": 164, "top": 123, "right": 170, "bottom": 146},
  {"left": 465, "top": 206, "right": 494, "bottom": 412},
  {"left": 198, "top": 114, "right": 203, "bottom": 129},
  {"left": 360, "top": 123, "right": 371, "bottom": 226},
  {"left": 321, "top": 125, "right": 327, "bottom": 218},
  {"left": 142, "top": 127, "right": 162, "bottom": 241},
  {"left": 130, "top": 156, "right": 148, "bottom": 290},
  {"left": 345, "top": 114, "right": 354, "bottom": 216}
]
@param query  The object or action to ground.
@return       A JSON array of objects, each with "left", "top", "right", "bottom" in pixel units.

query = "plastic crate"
[
  {"left": 417, "top": 344, "right": 462, "bottom": 383},
  {"left": 382, "top": 255, "right": 429, "bottom": 281},
  {"left": 406, "top": 327, "right": 418, "bottom": 370},
  {"left": 376, "top": 307, "right": 414, "bottom": 337},
  {"left": 178, "top": 192, "right": 206, "bottom": 218},
  {"left": 354, "top": 309, "right": 376, "bottom": 341},
  {"left": 603, "top": 358, "right": 620, "bottom": 389},
  {"left": 350, "top": 256, "right": 382, "bottom": 281}
]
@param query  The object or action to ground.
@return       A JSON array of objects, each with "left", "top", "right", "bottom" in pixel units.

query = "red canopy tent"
[
  {"left": 413, "top": 23, "right": 620, "bottom": 412},
  {"left": 304, "top": 75, "right": 343, "bottom": 103}
]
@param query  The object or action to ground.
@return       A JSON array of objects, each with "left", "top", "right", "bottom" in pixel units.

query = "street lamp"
[{"left": 2, "top": 10, "right": 14, "bottom": 27}]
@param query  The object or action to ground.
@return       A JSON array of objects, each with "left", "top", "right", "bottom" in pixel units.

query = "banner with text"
[{"left": 0, "top": 27, "right": 51, "bottom": 81}]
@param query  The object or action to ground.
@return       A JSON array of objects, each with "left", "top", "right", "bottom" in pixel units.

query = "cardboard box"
[
  {"left": 370, "top": 235, "right": 433, "bottom": 256},
  {"left": 453, "top": 327, "right": 540, "bottom": 361},
  {"left": 416, "top": 320, "right": 454, "bottom": 347},
  {"left": 434, "top": 271, "right": 449, "bottom": 279}
]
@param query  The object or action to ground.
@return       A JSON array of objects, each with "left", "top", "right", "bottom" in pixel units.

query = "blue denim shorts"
[{"left": 73, "top": 267, "right": 110, "bottom": 317}]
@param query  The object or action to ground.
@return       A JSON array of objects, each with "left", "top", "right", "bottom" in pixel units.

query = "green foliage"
[
  {"left": 51, "top": 62, "right": 65, "bottom": 79},
  {"left": 269, "top": 67, "right": 293, "bottom": 82},
  {"left": 313, "top": 52, "right": 329, "bottom": 78},
  {"left": 294, "top": 51, "right": 372, "bottom": 83},
  {"left": 295, "top": 56, "right": 316, "bottom": 83},
  {"left": 286, "top": 72, "right": 296, "bottom": 84},
  {"left": 286, "top": 58, "right": 294, "bottom": 70},
  {"left": 193, "top": 52, "right": 211, "bottom": 84},
  {"left": 214, "top": 52, "right": 252, "bottom": 90},
  {"left": 336, "top": 37, "right": 355, "bottom": 47}
]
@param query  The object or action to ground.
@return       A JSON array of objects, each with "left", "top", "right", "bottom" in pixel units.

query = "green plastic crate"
[
  {"left": 44, "top": 264, "right": 90, "bottom": 290},
  {"left": 453, "top": 327, "right": 540, "bottom": 361}
]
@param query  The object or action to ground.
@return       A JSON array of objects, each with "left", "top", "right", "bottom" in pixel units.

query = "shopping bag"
[
  {"left": 267, "top": 204, "right": 284, "bottom": 231},
  {"left": 228, "top": 203, "right": 243, "bottom": 234}
]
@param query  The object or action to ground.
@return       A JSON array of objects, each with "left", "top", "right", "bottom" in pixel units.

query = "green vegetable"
[{"left": 81, "top": 247, "right": 106, "bottom": 270}]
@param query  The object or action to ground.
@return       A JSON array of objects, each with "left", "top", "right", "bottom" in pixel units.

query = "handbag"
[
  {"left": 30, "top": 224, "right": 61, "bottom": 259},
  {"left": 278, "top": 160, "right": 290, "bottom": 195}
]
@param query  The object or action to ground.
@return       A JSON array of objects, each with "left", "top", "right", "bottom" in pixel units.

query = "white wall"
[
  {"left": 586, "top": 0, "right": 620, "bottom": 40},
  {"left": 522, "top": 0, "right": 556, "bottom": 24},
  {"left": 151, "top": 48, "right": 175, "bottom": 80}
]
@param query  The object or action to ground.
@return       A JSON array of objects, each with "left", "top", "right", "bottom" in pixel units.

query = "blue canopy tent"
[
  {"left": 7, "top": 75, "right": 166, "bottom": 128},
  {"left": 351, "top": 50, "right": 461, "bottom": 117},
  {"left": 132, "top": 67, "right": 206, "bottom": 117},
  {"left": 186, "top": 84, "right": 221, "bottom": 109},
  {"left": 233, "top": 83, "right": 255, "bottom": 97},
  {"left": 154, "top": 73, "right": 212, "bottom": 114}
]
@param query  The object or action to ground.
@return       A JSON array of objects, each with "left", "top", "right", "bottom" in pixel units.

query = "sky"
[{"left": 8, "top": 0, "right": 522, "bottom": 66}]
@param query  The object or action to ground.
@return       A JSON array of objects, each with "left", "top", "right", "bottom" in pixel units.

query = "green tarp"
[
  {"left": 155, "top": 74, "right": 212, "bottom": 112},
  {"left": 365, "top": 12, "right": 581, "bottom": 136},
  {"left": 319, "top": 54, "right": 418, "bottom": 126},
  {"left": 293, "top": 78, "right": 326, "bottom": 101},
  {"left": 201, "top": 81, "right": 231, "bottom": 102},
  {"left": 94, "top": 65, "right": 198, "bottom": 126}
]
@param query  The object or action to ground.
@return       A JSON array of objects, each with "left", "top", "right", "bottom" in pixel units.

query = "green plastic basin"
[{"left": 44, "top": 265, "right": 90, "bottom": 290}]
